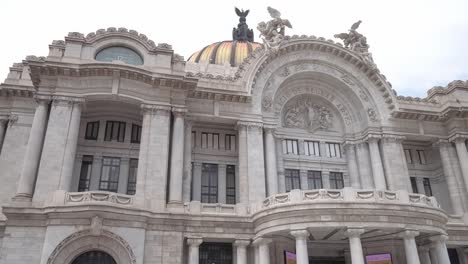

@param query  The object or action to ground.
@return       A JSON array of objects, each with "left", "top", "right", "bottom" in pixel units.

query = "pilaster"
[
  {"left": 183, "top": 120, "right": 193, "bottom": 203},
  {"left": 168, "top": 107, "right": 186, "bottom": 204},
  {"left": 344, "top": 142, "right": 361, "bottom": 189},
  {"left": 367, "top": 135, "right": 386, "bottom": 190},
  {"left": 264, "top": 126, "right": 278, "bottom": 196}
]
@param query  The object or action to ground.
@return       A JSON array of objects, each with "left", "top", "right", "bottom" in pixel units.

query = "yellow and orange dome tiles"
[{"left": 188, "top": 41, "right": 262, "bottom": 67}]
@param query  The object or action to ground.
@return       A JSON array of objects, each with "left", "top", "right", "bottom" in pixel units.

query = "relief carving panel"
[{"left": 282, "top": 96, "right": 334, "bottom": 132}]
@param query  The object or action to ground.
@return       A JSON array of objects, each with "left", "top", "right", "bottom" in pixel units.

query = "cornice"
[
  {"left": 187, "top": 90, "right": 250, "bottom": 103},
  {"left": 0, "top": 88, "right": 34, "bottom": 98}
]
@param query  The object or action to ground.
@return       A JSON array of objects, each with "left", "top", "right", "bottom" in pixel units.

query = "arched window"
[
  {"left": 95, "top": 46, "right": 143, "bottom": 65},
  {"left": 71, "top": 251, "right": 116, "bottom": 264}
]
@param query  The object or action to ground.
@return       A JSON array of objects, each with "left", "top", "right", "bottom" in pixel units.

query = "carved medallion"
[{"left": 283, "top": 97, "right": 333, "bottom": 132}]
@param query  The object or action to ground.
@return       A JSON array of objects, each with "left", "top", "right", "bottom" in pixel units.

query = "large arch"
[{"left": 47, "top": 229, "right": 136, "bottom": 264}]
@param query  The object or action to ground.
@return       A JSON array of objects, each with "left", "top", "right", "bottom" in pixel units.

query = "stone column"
[
  {"left": 275, "top": 138, "right": 286, "bottom": 193},
  {"left": 0, "top": 117, "right": 8, "bottom": 152},
  {"left": 234, "top": 239, "right": 250, "bottom": 264},
  {"left": 218, "top": 164, "right": 227, "bottom": 204},
  {"left": 291, "top": 230, "right": 310, "bottom": 264},
  {"left": 344, "top": 143, "right": 361, "bottom": 189},
  {"left": 183, "top": 121, "right": 193, "bottom": 202},
  {"left": 430, "top": 235, "right": 451, "bottom": 264},
  {"left": 264, "top": 127, "right": 278, "bottom": 196},
  {"left": 418, "top": 246, "right": 432, "bottom": 264},
  {"left": 453, "top": 137, "right": 468, "bottom": 198},
  {"left": 253, "top": 238, "right": 272, "bottom": 264},
  {"left": 245, "top": 122, "right": 266, "bottom": 203},
  {"left": 192, "top": 162, "right": 202, "bottom": 201},
  {"left": 89, "top": 156, "right": 102, "bottom": 191},
  {"left": 168, "top": 108, "right": 186, "bottom": 204},
  {"left": 429, "top": 247, "right": 439, "bottom": 264},
  {"left": 187, "top": 237, "right": 203, "bottom": 264},
  {"left": 400, "top": 230, "right": 421, "bottom": 264},
  {"left": 344, "top": 228, "right": 365, "bottom": 264},
  {"left": 14, "top": 97, "right": 49, "bottom": 200},
  {"left": 356, "top": 142, "right": 374, "bottom": 189},
  {"left": 117, "top": 157, "right": 130, "bottom": 194},
  {"left": 300, "top": 170, "right": 308, "bottom": 190},
  {"left": 237, "top": 122, "right": 249, "bottom": 203},
  {"left": 367, "top": 137, "right": 386, "bottom": 190},
  {"left": 58, "top": 101, "right": 82, "bottom": 191},
  {"left": 135, "top": 104, "right": 171, "bottom": 210}
]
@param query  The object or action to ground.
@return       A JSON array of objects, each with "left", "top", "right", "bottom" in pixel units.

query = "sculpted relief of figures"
[
  {"left": 257, "top": 7, "right": 292, "bottom": 51},
  {"left": 334, "top": 21, "right": 376, "bottom": 68},
  {"left": 283, "top": 96, "right": 334, "bottom": 132}
]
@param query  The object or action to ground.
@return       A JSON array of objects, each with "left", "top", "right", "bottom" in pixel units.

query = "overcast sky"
[{"left": 1, "top": 0, "right": 467, "bottom": 97}]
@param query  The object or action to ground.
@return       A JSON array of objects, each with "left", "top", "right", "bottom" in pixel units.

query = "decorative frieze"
[{"left": 65, "top": 191, "right": 133, "bottom": 205}]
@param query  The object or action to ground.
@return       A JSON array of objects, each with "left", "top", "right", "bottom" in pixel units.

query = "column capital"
[
  {"left": 365, "top": 134, "right": 382, "bottom": 143},
  {"left": 399, "top": 230, "right": 420, "bottom": 239},
  {"left": 193, "top": 162, "right": 202, "bottom": 167},
  {"left": 290, "top": 229, "right": 310, "bottom": 239},
  {"left": 344, "top": 228, "right": 365, "bottom": 238},
  {"left": 263, "top": 124, "right": 277, "bottom": 133},
  {"left": 236, "top": 121, "right": 263, "bottom": 130},
  {"left": 172, "top": 107, "right": 187, "bottom": 117},
  {"left": 52, "top": 95, "right": 85, "bottom": 106},
  {"left": 450, "top": 134, "right": 468, "bottom": 144},
  {"left": 433, "top": 139, "right": 452, "bottom": 148},
  {"left": 252, "top": 237, "right": 272, "bottom": 246},
  {"left": 141, "top": 104, "right": 171, "bottom": 115},
  {"left": 187, "top": 237, "right": 203, "bottom": 247},
  {"left": 33, "top": 94, "right": 52, "bottom": 104},
  {"left": 343, "top": 141, "right": 357, "bottom": 150},
  {"left": 381, "top": 134, "right": 406, "bottom": 143},
  {"left": 429, "top": 234, "right": 449, "bottom": 243},
  {"left": 234, "top": 239, "right": 251, "bottom": 247},
  {"left": 185, "top": 119, "right": 194, "bottom": 128}
]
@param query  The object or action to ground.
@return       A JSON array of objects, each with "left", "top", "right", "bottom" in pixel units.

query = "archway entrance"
[{"left": 71, "top": 251, "right": 116, "bottom": 264}]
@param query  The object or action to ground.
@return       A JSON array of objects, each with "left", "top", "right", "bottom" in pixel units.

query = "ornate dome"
[{"left": 188, "top": 41, "right": 262, "bottom": 67}]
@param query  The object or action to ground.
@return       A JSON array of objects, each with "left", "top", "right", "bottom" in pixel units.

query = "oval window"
[{"left": 95, "top": 46, "right": 143, "bottom": 65}]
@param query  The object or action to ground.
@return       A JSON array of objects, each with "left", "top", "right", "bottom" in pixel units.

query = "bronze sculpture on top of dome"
[
  {"left": 232, "top": 7, "right": 254, "bottom": 42},
  {"left": 334, "top": 20, "right": 376, "bottom": 67},
  {"left": 257, "top": 7, "right": 292, "bottom": 51}
]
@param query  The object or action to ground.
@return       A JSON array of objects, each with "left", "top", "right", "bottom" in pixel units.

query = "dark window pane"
[
  {"left": 410, "top": 177, "right": 418, "bottom": 193},
  {"left": 99, "top": 157, "right": 120, "bottom": 192},
  {"left": 78, "top": 155, "right": 93, "bottom": 192},
  {"left": 85, "top": 121, "right": 99, "bottom": 140},
  {"left": 72, "top": 250, "right": 116, "bottom": 264},
  {"left": 131, "top": 124, "right": 142, "bottom": 143},
  {"left": 199, "top": 243, "right": 232, "bottom": 264},
  {"left": 104, "top": 121, "right": 126, "bottom": 142},
  {"left": 307, "top": 170, "right": 322, "bottom": 189},
  {"left": 226, "top": 165, "right": 236, "bottom": 204},
  {"left": 329, "top": 172, "right": 344, "bottom": 189},
  {"left": 201, "top": 164, "right": 218, "bottom": 203},
  {"left": 285, "top": 169, "right": 301, "bottom": 192},
  {"left": 423, "top": 178, "right": 432, "bottom": 196},
  {"left": 127, "top": 159, "right": 138, "bottom": 195}
]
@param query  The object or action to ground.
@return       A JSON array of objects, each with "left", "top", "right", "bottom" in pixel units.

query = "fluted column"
[
  {"left": 355, "top": 142, "right": 374, "bottom": 189},
  {"left": 14, "top": 97, "right": 50, "bottom": 200},
  {"left": 453, "top": 136, "right": 468, "bottom": 197},
  {"left": 169, "top": 107, "right": 186, "bottom": 204},
  {"left": 400, "top": 230, "right": 421, "bottom": 264},
  {"left": 237, "top": 122, "right": 249, "bottom": 204},
  {"left": 264, "top": 126, "right": 278, "bottom": 196},
  {"left": 368, "top": 137, "right": 386, "bottom": 190},
  {"left": 0, "top": 117, "right": 8, "bottom": 153},
  {"left": 253, "top": 238, "right": 272, "bottom": 264},
  {"left": 418, "top": 246, "right": 432, "bottom": 264},
  {"left": 234, "top": 239, "right": 250, "bottom": 264},
  {"left": 344, "top": 228, "right": 365, "bottom": 264},
  {"left": 291, "top": 230, "right": 310, "bottom": 264},
  {"left": 430, "top": 235, "right": 451, "bottom": 264},
  {"left": 187, "top": 237, "right": 203, "bottom": 264},
  {"left": 183, "top": 120, "right": 193, "bottom": 202},
  {"left": 344, "top": 143, "right": 361, "bottom": 189},
  {"left": 438, "top": 140, "right": 464, "bottom": 215},
  {"left": 192, "top": 162, "right": 202, "bottom": 201}
]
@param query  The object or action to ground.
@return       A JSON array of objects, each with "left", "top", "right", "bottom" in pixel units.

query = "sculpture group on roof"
[
  {"left": 257, "top": 7, "right": 292, "bottom": 51},
  {"left": 334, "top": 21, "right": 376, "bottom": 67}
]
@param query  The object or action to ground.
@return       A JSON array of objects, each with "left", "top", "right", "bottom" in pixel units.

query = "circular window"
[
  {"left": 71, "top": 250, "right": 116, "bottom": 264},
  {"left": 95, "top": 46, "right": 143, "bottom": 65}
]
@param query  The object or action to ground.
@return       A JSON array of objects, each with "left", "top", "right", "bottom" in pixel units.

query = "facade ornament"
[
  {"left": 7, "top": 114, "right": 18, "bottom": 127},
  {"left": 283, "top": 97, "right": 334, "bottom": 132},
  {"left": 367, "top": 108, "right": 379, "bottom": 122},
  {"left": 90, "top": 216, "right": 103, "bottom": 236},
  {"left": 257, "top": 7, "right": 292, "bottom": 51},
  {"left": 334, "top": 21, "right": 376, "bottom": 68},
  {"left": 232, "top": 8, "right": 254, "bottom": 42},
  {"left": 262, "top": 96, "right": 273, "bottom": 111}
]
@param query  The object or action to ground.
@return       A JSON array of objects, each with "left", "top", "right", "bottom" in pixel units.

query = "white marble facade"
[{"left": 0, "top": 21, "right": 467, "bottom": 264}]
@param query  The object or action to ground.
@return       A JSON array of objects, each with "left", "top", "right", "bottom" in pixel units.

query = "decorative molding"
[
  {"left": 344, "top": 228, "right": 365, "bottom": 238},
  {"left": 65, "top": 191, "right": 133, "bottom": 205},
  {"left": 282, "top": 96, "right": 334, "bottom": 131},
  {"left": 141, "top": 104, "right": 171, "bottom": 115}
]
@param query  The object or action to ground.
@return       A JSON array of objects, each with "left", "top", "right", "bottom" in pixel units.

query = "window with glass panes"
[
  {"left": 304, "top": 141, "right": 320, "bottom": 156},
  {"left": 104, "top": 121, "right": 126, "bottom": 142},
  {"left": 410, "top": 177, "right": 418, "bottom": 193},
  {"left": 307, "top": 170, "right": 322, "bottom": 189},
  {"left": 285, "top": 169, "right": 301, "bottom": 192},
  {"left": 282, "top": 139, "right": 299, "bottom": 155},
  {"left": 226, "top": 165, "right": 236, "bottom": 204},
  {"left": 404, "top": 149, "right": 413, "bottom": 164},
  {"left": 201, "top": 163, "right": 218, "bottom": 203},
  {"left": 416, "top": 150, "right": 426, "bottom": 164},
  {"left": 225, "top": 134, "right": 236, "bottom": 151},
  {"left": 201, "top": 132, "right": 219, "bottom": 149},
  {"left": 326, "top": 142, "right": 341, "bottom": 158},
  {"left": 131, "top": 124, "right": 141, "bottom": 143},
  {"left": 126, "top": 159, "right": 138, "bottom": 195},
  {"left": 99, "top": 157, "right": 120, "bottom": 192},
  {"left": 78, "top": 155, "right": 93, "bottom": 192},
  {"left": 423, "top": 178, "right": 432, "bottom": 196},
  {"left": 329, "top": 172, "right": 344, "bottom": 189},
  {"left": 85, "top": 121, "right": 99, "bottom": 140}
]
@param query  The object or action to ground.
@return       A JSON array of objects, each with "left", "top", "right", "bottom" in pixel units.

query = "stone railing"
[
  {"left": 64, "top": 191, "right": 133, "bottom": 205},
  {"left": 255, "top": 188, "right": 440, "bottom": 212},
  {"left": 183, "top": 201, "right": 249, "bottom": 215}
]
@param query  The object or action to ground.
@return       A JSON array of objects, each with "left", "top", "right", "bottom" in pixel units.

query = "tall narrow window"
[
  {"left": 85, "top": 121, "right": 100, "bottom": 140},
  {"left": 99, "top": 157, "right": 120, "bottom": 192},
  {"left": 326, "top": 143, "right": 341, "bottom": 158},
  {"left": 416, "top": 150, "right": 426, "bottom": 164},
  {"left": 201, "top": 163, "right": 218, "bottom": 203},
  {"left": 225, "top": 134, "right": 236, "bottom": 151},
  {"left": 104, "top": 121, "right": 126, "bottom": 142},
  {"left": 285, "top": 169, "right": 301, "bottom": 192},
  {"left": 304, "top": 141, "right": 320, "bottom": 156},
  {"left": 329, "top": 172, "right": 344, "bottom": 189},
  {"left": 282, "top": 139, "right": 299, "bottom": 155},
  {"left": 131, "top": 124, "right": 142, "bottom": 143},
  {"left": 201, "top": 132, "right": 220, "bottom": 149},
  {"left": 307, "top": 170, "right": 322, "bottom": 189},
  {"left": 423, "top": 178, "right": 432, "bottom": 196},
  {"left": 404, "top": 149, "right": 413, "bottom": 164},
  {"left": 410, "top": 177, "right": 418, "bottom": 193},
  {"left": 226, "top": 165, "right": 236, "bottom": 204},
  {"left": 127, "top": 159, "right": 138, "bottom": 195},
  {"left": 78, "top": 155, "right": 93, "bottom": 192}
]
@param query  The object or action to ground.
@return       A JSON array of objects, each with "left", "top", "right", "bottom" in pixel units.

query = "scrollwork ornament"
[
  {"left": 262, "top": 96, "right": 273, "bottom": 111},
  {"left": 367, "top": 108, "right": 379, "bottom": 122}
]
